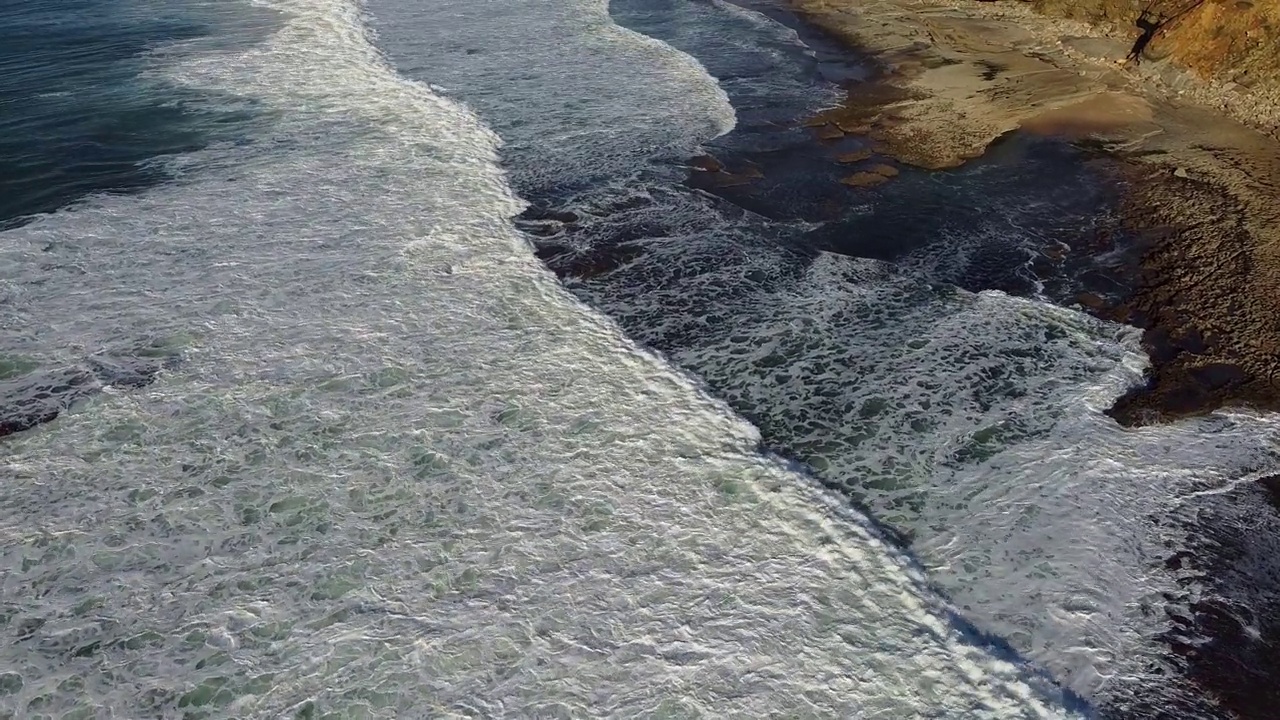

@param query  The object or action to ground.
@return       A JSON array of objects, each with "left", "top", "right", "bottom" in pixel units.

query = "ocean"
[{"left": 1, "top": 0, "right": 1277, "bottom": 717}]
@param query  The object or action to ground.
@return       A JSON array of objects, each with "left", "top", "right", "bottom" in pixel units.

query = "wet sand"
[{"left": 789, "top": 0, "right": 1280, "bottom": 427}]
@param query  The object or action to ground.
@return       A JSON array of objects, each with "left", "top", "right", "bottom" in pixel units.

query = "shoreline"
[
  {"left": 765, "top": 2, "right": 1280, "bottom": 717},
  {"left": 787, "top": 0, "right": 1280, "bottom": 427}
]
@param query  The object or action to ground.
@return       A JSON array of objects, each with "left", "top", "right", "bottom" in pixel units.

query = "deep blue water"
[{"left": 0, "top": 0, "right": 258, "bottom": 226}]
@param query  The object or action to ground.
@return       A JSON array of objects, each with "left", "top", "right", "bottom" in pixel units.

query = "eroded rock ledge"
[
  {"left": 792, "top": 0, "right": 1280, "bottom": 426},
  {"left": 1020, "top": 0, "right": 1280, "bottom": 126}
]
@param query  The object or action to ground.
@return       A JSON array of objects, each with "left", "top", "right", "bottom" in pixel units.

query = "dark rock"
[
  {"left": 814, "top": 123, "right": 845, "bottom": 141},
  {"left": 1092, "top": 161, "right": 1280, "bottom": 426},
  {"left": 1174, "top": 326, "right": 1208, "bottom": 354},
  {"left": 1075, "top": 291, "right": 1108, "bottom": 311},
  {"left": 87, "top": 354, "right": 168, "bottom": 389},
  {"left": 0, "top": 368, "right": 95, "bottom": 438},
  {"left": 835, "top": 148, "right": 874, "bottom": 163},
  {"left": 689, "top": 154, "right": 724, "bottom": 173},
  {"left": 1190, "top": 363, "right": 1248, "bottom": 391},
  {"left": 840, "top": 171, "right": 889, "bottom": 188},
  {"left": 0, "top": 347, "right": 179, "bottom": 439}
]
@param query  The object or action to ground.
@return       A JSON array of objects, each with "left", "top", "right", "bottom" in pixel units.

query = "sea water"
[
  {"left": 0, "top": 0, "right": 1081, "bottom": 716},
  {"left": 365, "top": 0, "right": 1280, "bottom": 714}
]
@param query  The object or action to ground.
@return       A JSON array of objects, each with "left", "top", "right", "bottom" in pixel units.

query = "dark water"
[
  {"left": 367, "top": 0, "right": 1280, "bottom": 718},
  {"left": 605, "top": 8, "right": 1280, "bottom": 719},
  {"left": 0, "top": 0, "right": 268, "bottom": 441},
  {"left": 0, "top": 0, "right": 259, "bottom": 227},
  {"left": 4, "top": 0, "right": 1278, "bottom": 715}
]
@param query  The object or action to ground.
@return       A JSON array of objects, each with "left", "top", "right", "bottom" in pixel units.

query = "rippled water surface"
[
  {"left": 0, "top": 0, "right": 1095, "bottom": 717},
  {"left": 369, "top": 0, "right": 1280, "bottom": 715},
  {"left": 0, "top": 0, "right": 267, "bottom": 227},
  {"left": 5, "top": 0, "right": 1280, "bottom": 717}
]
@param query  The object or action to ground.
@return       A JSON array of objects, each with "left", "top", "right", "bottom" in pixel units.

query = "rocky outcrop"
[
  {"left": 1027, "top": 0, "right": 1279, "bottom": 80},
  {"left": 792, "top": 0, "right": 1280, "bottom": 426},
  {"left": 0, "top": 348, "right": 180, "bottom": 438},
  {"left": 1102, "top": 149, "right": 1280, "bottom": 425},
  {"left": 1017, "top": 0, "right": 1280, "bottom": 135}
]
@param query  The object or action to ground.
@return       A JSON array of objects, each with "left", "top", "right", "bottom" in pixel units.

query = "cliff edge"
[
  {"left": 1026, "top": 0, "right": 1279, "bottom": 84},
  {"left": 1020, "top": 0, "right": 1280, "bottom": 135}
]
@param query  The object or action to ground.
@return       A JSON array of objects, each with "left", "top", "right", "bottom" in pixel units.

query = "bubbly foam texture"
[
  {"left": 364, "top": 0, "right": 737, "bottom": 203},
  {"left": 0, "top": 0, "right": 1076, "bottom": 717},
  {"left": 611, "top": 0, "right": 829, "bottom": 126},
  {"left": 709, "top": 0, "right": 806, "bottom": 45},
  {"left": 360, "top": 0, "right": 1280, "bottom": 708},
  {"left": 564, "top": 201, "right": 1280, "bottom": 700},
  {"left": 366, "top": 0, "right": 836, "bottom": 207}
]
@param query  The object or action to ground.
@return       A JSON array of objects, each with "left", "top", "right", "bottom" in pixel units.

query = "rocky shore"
[{"left": 789, "top": 0, "right": 1280, "bottom": 426}]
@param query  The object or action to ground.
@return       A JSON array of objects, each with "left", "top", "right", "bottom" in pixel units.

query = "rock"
[
  {"left": 1174, "top": 166, "right": 1190, "bottom": 178},
  {"left": 517, "top": 206, "right": 579, "bottom": 224},
  {"left": 1034, "top": 0, "right": 1280, "bottom": 100},
  {"left": 514, "top": 220, "right": 564, "bottom": 238},
  {"left": 1174, "top": 326, "right": 1208, "bottom": 354},
  {"left": 1061, "top": 35, "right": 1132, "bottom": 64},
  {"left": 1041, "top": 243, "right": 1068, "bottom": 261},
  {"left": 840, "top": 171, "right": 890, "bottom": 188},
  {"left": 867, "top": 163, "right": 901, "bottom": 177},
  {"left": 0, "top": 348, "right": 180, "bottom": 439},
  {"left": 689, "top": 154, "right": 724, "bottom": 173},
  {"left": 814, "top": 124, "right": 845, "bottom": 141},
  {"left": 1191, "top": 363, "right": 1249, "bottom": 390},
  {"left": 1075, "top": 292, "right": 1108, "bottom": 311},
  {"left": 836, "top": 121, "right": 874, "bottom": 134},
  {"left": 515, "top": 204, "right": 581, "bottom": 238},
  {"left": 0, "top": 368, "right": 94, "bottom": 438},
  {"left": 835, "top": 149, "right": 874, "bottom": 164}
]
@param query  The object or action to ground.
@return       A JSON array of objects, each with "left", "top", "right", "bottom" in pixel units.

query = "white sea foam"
[
  {"left": 364, "top": 0, "right": 738, "bottom": 200},
  {"left": 357, "top": 0, "right": 1280, "bottom": 707},
  {"left": 577, "top": 237, "right": 1280, "bottom": 700},
  {"left": 0, "top": 0, "right": 1077, "bottom": 717},
  {"left": 708, "top": 0, "right": 807, "bottom": 48}
]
